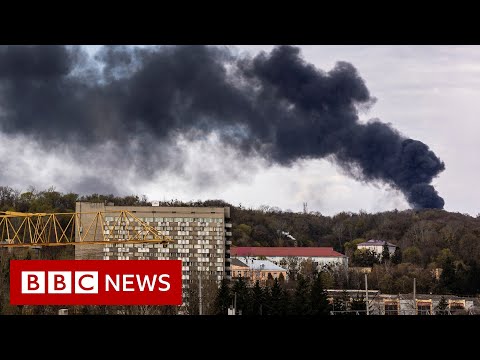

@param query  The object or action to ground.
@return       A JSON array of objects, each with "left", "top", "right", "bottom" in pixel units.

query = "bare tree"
[
  {"left": 299, "top": 259, "right": 316, "bottom": 279},
  {"left": 185, "top": 272, "right": 220, "bottom": 315},
  {"left": 332, "top": 223, "right": 346, "bottom": 250}
]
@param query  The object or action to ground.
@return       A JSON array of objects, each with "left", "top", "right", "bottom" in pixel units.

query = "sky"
[{"left": 0, "top": 45, "right": 479, "bottom": 216}]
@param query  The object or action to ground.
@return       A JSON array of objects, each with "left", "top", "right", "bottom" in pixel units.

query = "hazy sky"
[{"left": 1, "top": 45, "right": 479, "bottom": 216}]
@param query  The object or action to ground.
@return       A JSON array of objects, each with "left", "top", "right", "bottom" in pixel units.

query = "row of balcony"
[{"left": 224, "top": 222, "right": 232, "bottom": 279}]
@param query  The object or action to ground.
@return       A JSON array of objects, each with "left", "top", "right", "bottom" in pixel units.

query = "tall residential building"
[{"left": 74, "top": 202, "right": 232, "bottom": 307}]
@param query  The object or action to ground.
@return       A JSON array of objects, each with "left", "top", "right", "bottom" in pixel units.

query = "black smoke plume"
[{"left": 0, "top": 45, "right": 445, "bottom": 208}]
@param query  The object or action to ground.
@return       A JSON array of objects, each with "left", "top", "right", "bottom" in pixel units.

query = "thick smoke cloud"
[{"left": 0, "top": 45, "right": 445, "bottom": 209}]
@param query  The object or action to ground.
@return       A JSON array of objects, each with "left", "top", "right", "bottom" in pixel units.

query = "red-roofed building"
[{"left": 231, "top": 247, "right": 348, "bottom": 270}]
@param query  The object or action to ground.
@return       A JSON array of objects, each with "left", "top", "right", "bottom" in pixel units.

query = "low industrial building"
[{"left": 327, "top": 290, "right": 477, "bottom": 315}]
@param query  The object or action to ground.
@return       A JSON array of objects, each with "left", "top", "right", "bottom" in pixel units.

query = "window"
[
  {"left": 449, "top": 300, "right": 465, "bottom": 311},
  {"left": 384, "top": 302, "right": 399, "bottom": 315},
  {"left": 416, "top": 301, "right": 432, "bottom": 315}
]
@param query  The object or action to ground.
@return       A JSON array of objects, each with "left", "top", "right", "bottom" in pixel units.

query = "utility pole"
[
  {"left": 413, "top": 277, "right": 416, "bottom": 315},
  {"left": 365, "top": 273, "right": 369, "bottom": 315},
  {"left": 199, "top": 267, "right": 203, "bottom": 315},
  {"left": 234, "top": 291, "right": 237, "bottom": 315},
  {"left": 228, "top": 292, "right": 236, "bottom": 315}
]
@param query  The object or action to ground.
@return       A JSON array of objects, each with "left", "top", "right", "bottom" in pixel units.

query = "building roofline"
[{"left": 231, "top": 246, "right": 346, "bottom": 258}]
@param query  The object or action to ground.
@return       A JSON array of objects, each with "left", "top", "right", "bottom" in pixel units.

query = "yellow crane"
[{"left": 0, "top": 210, "right": 173, "bottom": 247}]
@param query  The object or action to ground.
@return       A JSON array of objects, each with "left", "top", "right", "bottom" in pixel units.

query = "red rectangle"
[{"left": 10, "top": 260, "right": 182, "bottom": 305}]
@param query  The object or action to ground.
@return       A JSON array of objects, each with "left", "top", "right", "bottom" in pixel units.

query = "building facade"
[
  {"left": 231, "top": 247, "right": 348, "bottom": 271},
  {"left": 232, "top": 257, "right": 287, "bottom": 284},
  {"left": 74, "top": 202, "right": 232, "bottom": 308},
  {"left": 231, "top": 258, "right": 250, "bottom": 279},
  {"left": 357, "top": 239, "right": 397, "bottom": 258}
]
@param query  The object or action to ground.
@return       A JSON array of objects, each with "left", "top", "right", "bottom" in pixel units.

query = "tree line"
[
  {"left": 213, "top": 273, "right": 334, "bottom": 316},
  {"left": 0, "top": 186, "right": 479, "bottom": 299}
]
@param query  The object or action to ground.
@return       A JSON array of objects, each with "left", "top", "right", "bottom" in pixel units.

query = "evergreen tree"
[
  {"left": 232, "top": 276, "right": 253, "bottom": 315},
  {"left": 391, "top": 247, "right": 402, "bottom": 264},
  {"left": 435, "top": 296, "right": 449, "bottom": 315},
  {"left": 293, "top": 275, "right": 311, "bottom": 315},
  {"left": 453, "top": 263, "right": 469, "bottom": 295},
  {"left": 465, "top": 260, "right": 480, "bottom": 295},
  {"left": 439, "top": 257, "right": 456, "bottom": 294},
  {"left": 310, "top": 272, "right": 330, "bottom": 315},
  {"left": 252, "top": 280, "right": 265, "bottom": 315},
  {"left": 279, "top": 287, "right": 292, "bottom": 315},
  {"left": 268, "top": 278, "right": 282, "bottom": 315},
  {"left": 382, "top": 242, "right": 391, "bottom": 263},
  {"left": 352, "top": 249, "right": 380, "bottom": 267},
  {"left": 214, "top": 279, "right": 231, "bottom": 315}
]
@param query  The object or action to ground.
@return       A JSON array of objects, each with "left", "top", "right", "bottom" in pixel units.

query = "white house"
[{"left": 357, "top": 239, "right": 397, "bottom": 258}]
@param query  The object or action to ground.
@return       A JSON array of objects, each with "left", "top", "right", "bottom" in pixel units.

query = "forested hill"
[
  {"left": 1, "top": 186, "right": 480, "bottom": 268},
  {"left": 230, "top": 205, "right": 480, "bottom": 265}
]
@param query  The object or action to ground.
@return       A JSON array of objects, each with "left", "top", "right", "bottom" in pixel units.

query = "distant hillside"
[
  {"left": 231, "top": 205, "right": 480, "bottom": 266},
  {"left": 1, "top": 185, "right": 479, "bottom": 266},
  {"left": 1, "top": 186, "right": 480, "bottom": 295},
  {"left": 230, "top": 204, "right": 480, "bottom": 296}
]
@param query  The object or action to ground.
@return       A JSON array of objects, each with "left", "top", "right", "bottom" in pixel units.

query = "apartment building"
[{"left": 74, "top": 202, "right": 232, "bottom": 308}]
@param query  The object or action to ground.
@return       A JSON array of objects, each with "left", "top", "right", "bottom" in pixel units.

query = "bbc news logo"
[
  {"left": 20, "top": 272, "right": 171, "bottom": 294},
  {"left": 10, "top": 260, "right": 182, "bottom": 305},
  {"left": 21, "top": 271, "right": 100, "bottom": 294}
]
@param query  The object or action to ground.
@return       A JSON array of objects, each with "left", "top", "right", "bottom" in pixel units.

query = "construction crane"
[{"left": 0, "top": 210, "right": 173, "bottom": 247}]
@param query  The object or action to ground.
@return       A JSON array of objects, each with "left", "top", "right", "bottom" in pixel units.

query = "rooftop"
[
  {"left": 231, "top": 247, "right": 345, "bottom": 257},
  {"left": 231, "top": 258, "right": 249, "bottom": 267},
  {"left": 357, "top": 239, "right": 397, "bottom": 247},
  {"left": 236, "top": 257, "right": 287, "bottom": 271}
]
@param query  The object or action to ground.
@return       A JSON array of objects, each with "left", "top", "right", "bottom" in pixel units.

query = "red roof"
[{"left": 231, "top": 247, "right": 345, "bottom": 258}]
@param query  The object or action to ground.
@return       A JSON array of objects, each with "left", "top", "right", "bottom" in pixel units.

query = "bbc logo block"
[
  {"left": 21, "top": 271, "right": 99, "bottom": 294},
  {"left": 10, "top": 260, "right": 182, "bottom": 305}
]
